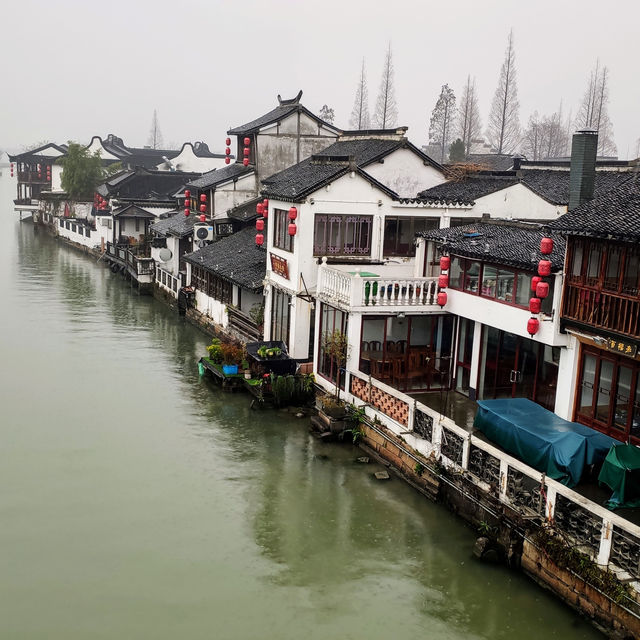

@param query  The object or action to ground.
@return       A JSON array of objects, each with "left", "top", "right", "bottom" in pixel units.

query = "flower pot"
[
  {"left": 244, "top": 370, "right": 251, "bottom": 380},
  {"left": 222, "top": 364, "right": 239, "bottom": 375}
]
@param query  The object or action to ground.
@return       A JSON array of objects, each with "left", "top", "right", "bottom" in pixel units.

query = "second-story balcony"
[
  {"left": 316, "top": 261, "right": 440, "bottom": 313},
  {"left": 106, "top": 242, "right": 154, "bottom": 284}
]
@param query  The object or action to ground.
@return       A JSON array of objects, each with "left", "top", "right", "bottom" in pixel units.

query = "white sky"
[{"left": 2, "top": 0, "right": 639, "bottom": 157}]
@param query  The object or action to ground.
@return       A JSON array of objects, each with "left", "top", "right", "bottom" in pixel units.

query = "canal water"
[{"left": 0, "top": 173, "right": 601, "bottom": 639}]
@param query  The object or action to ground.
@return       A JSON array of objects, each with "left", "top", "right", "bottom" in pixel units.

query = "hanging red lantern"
[
  {"left": 184, "top": 208, "right": 190, "bottom": 217},
  {"left": 263, "top": 198, "right": 269, "bottom": 209},
  {"left": 225, "top": 137, "right": 231, "bottom": 146},
  {"left": 438, "top": 274, "right": 449, "bottom": 289},
  {"left": 225, "top": 157, "right": 230, "bottom": 164},
  {"left": 225, "top": 147, "right": 231, "bottom": 156},
  {"left": 243, "top": 158, "right": 249, "bottom": 166},
  {"left": 538, "top": 259, "right": 552, "bottom": 277},
  {"left": 527, "top": 317, "right": 540, "bottom": 336},
  {"left": 199, "top": 204, "right": 206, "bottom": 213},
  {"left": 243, "top": 147, "right": 250, "bottom": 157},
  {"left": 531, "top": 276, "right": 542, "bottom": 292},
  {"left": 288, "top": 222, "right": 297, "bottom": 236},
  {"left": 536, "top": 281, "right": 550, "bottom": 299},
  {"left": 437, "top": 291, "right": 448, "bottom": 307},
  {"left": 199, "top": 214, "right": 206, "bottom": 223},
  {"left": 184, "top": 189, "right": 191, "bottom": 198},
  {"left": 288, "top": 206, "right": 297, "bottom": 221},
  {"left": 256, "top": 218, "right": 264, "bottom": 231},
  {"left": 184, "top": 198, "right": 190, "bottom": 208},
  {"left": 262, "top": 205, "right": 268, "bottom": 219},
  {"left": 243, "top": 137, "right": 250, "bottom": 146},
  {"left": 200, "top": 193, "right": 207, "bottom": 203},
  {"left": 256, "top": 203, "right": 264, "bottom": 215},
  {"left": 439, "top": 255, "right": 451, "bottom": 271},
  {"left": 540, "top": 237, "right": 554, "bottom": 255},
  {"left": 255, "top": 233, "right": 264, "bottom": 246},
  {"left": 529, "top": 297, "right": 541, "bottom": 314}
]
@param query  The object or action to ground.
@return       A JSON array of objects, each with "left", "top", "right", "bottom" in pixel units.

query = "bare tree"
[
  {"left": 147, "top": 109, "right": 164, "bottom": 149},
  {"left": 487, "top": 29, "right": 520, "bottom": 154},
  {"left": 319, "top": 104, "right": 335, "bottom": 125},
  {"left": 429, "top": 84, "right": 457, "bottom": 163},
  {"left": 575, "top": 61, "right": 617, "bottom": 157},
  {"left": 349, "top": 59, "right": 371, "bottom": 129},
  {"left": 458, "top": 75, "right": 482, "bottom": 158},
  {"left": 522, "top": 105, "right": 568, "bottom": 160},
  {"left": 373, "top": 43, "right": 398, "bottom": 129}
]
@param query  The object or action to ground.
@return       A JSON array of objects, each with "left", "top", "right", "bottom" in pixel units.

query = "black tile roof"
[
  {"left": 185, "top": 163, "right": 254, "bottom": 190},
  {"left": 112, "top": 204, "right": 157, "bottom": 219},
  {"left": 183, "top": 226, "right": 265, "bottom": 292},
  {"left": 417, "top": 169, "right": 635, "bottom": 206},
  {"left": 314, "top": 138, "right": 402, "bottom": 165},
  {"left": 467, "top": 153, "right": 515, "bottom": 171},
  {"left": 549, "top": 179, "right": 640, "bottom": 241},
  {"left": 8, "top": 143, "right": 67, "bottom": 162},
  {"left": 150, "top": 212, "right": 196, "bottom": 238},
  {"left": 99, "top": 168, "right": 199, "bottom": 201},
  {"left": 419, "top": 221, "right": 566, "bottom": 271}
]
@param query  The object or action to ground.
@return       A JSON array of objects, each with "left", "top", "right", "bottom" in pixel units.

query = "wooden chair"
[
  {"left": 368, "top": 340, "right": 381, "bottom": 351},
  {"left": 386, "top": 340, "right": 397, "bottom": 352},
  {"left": 395, "top": 340, "right": 407, "bottom": 354},
  {"left": 372, "top": 358, "right": 392, "bottom": 384},
  {"left": 392, "top": 354, "right": 425, "bottom": 391}
]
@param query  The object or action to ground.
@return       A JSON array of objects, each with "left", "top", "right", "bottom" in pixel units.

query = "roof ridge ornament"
[{"left": 277, "top": 90, "right": 303, "bottom": 106}]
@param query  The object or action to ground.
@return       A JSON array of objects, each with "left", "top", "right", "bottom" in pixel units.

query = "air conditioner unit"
[{"left": 194, "top": 222, "right": 214, "bottom": 242}]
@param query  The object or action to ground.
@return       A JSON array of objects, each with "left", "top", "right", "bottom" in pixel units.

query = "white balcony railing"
[{"left": 317, "top": 263, "right": 439, "bottom": 311}]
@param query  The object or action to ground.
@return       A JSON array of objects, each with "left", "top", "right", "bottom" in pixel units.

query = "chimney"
[{"left": 568, "top": 129, "right": 598, "bottom": 211}]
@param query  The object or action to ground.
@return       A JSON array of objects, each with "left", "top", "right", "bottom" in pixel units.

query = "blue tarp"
[{"left": 474, "top": 398, "right": 617, "bottom": 487}]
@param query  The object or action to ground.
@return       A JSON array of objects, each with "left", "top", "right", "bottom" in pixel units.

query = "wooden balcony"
[
  {"left": 106, "top": 242, "right": 154, "bottom": 283},
  {"left": 562, "top": 283, "right": 640, "bottom": 338},
  {"left": 317, "top": 264, "right": 440, "bottom": 312}
]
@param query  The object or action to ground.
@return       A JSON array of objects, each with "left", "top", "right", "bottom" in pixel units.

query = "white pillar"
[
  {"left": 469, "top": 321, "right": 483, "bottom": 399},
  {"left": 555, "top": 334, "right": 579, "bottom": 420}
]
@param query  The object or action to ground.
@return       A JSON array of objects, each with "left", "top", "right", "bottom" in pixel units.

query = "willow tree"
[{"left": 59, "top": 143, "right": 104, "bottom": 201}]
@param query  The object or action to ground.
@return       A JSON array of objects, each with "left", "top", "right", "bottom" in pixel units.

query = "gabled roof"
[
  {"left": 150, "top": 211, "right": 196, "bottom": 238},
  {"left": 548, "top": 179, "right": 640, "bottom": 241},
  {"left": 8, "top": 142, "right": 68, "bottom": 162},
  {"left": 467, "top": 153, "right": 515, "bottom": 171},
  {"left": 183, "top": 226, "right": 265, "bottom": 292},
  {"left": 227, "top": 90, "right": 340, "bottom": 136},
  {"left": 185, "top": 163, "right": 254, "bottom": 190},
  {"left": 260, "top": 156, "right": 398, "bottom": 202},
  {"left": 418, "top": 175, "right": 518, "bottom": 205},
  {"left": 419, "top": 221, "right": 566, "bottom": 271},
  {"left": 99, "top": 168, "right": 199, "bottom": 201},
  {"left": 112, "top": 204, "right": 157, "bottom": 219}
]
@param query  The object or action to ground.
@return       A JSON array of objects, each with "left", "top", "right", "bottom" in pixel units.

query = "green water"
[{"left": 0, "top": 174, "right": 601, "bottom": 639}]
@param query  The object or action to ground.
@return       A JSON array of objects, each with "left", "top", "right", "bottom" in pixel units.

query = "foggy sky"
[{"left": 2, "top": 0, "right": 639, "bottom": 158}]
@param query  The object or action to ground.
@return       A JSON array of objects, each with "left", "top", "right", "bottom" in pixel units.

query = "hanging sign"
[
  {"left": 270, "top": 253, "right": 289, "bottom": 280},
  {"left": 606, "top": 338, "right": 638, "bottom": 358}
]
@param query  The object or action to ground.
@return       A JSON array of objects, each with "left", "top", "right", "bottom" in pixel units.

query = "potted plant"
[
  {"left": 319, "top": 329, "right": 349, "bottom": 425},
  {"left": 221, "top": 342, "right": 243, "bottom": 375},
  {"left": 241, "top": 358, "right": 251, "bottom": 379},
  {"left": 206, "top": 338, "right": 223, "bottom": 364}
]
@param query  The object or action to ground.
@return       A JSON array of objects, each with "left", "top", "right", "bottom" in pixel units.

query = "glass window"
[
  {"left": 623, "top": 249, "right": 639, "bottom": 295},
  {"left": 614, "top": 366, "right": 633, "bottom": 433},
  {"left": 319, "top": 304, "right": 348, "bottom": 387},
  {"left": 273, "top": 209, "right": 293, "bottom": 252},
  {"left": 481, "top": 265, "right": 497, "bottom": 297},
  {"left": 586, "top": 244, "right": 602, "bottom": 284},
  {"left": 541, "top": 279, "right": 554, "bottom": 315},
  {"left": 496, "top": 269, "right": 514, "bottom": 302},
  {"left": 579, "top": 353, "right": 597, "bottom": 417},
  {"left": 463, "top": 260, "right": 480, "bottom": 293},
  {"left": 571, "top": 241, "right": 584, "bottom": 278},
  {"left": 270, "top": 288, "right": 291, "bottom": 347},
  {"left": 313, "top": 214, "right": 372, "bottom": 257},
  {"left": 596, "top": 359, "right": 614, "bottom": 423},
  {"left": 383, "top": 217, "right": 438, "bottom": 257},
  {"left": 449, "top": 257, "right": 462, "bottom": 289},
  {"left": 515, "top": 272, "right": 532, "bottom": 306},
  {"left": 603, "top": 246, "right": 622, "bottom": 291}
]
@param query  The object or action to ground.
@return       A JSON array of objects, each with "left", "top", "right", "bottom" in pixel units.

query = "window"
[
  {"left": 270, "top": 288, "right": 291, "bottom": 346},
  {"left": 383, "top": 217, "right": 438, "bottom": 257},
  {"left": 273, "top": 208, "right": 293, "bottom": 252},
  {"left": 191, "top": 266, "right": 232, "bottom": 304},
  {"left": 313, "top": 214, "right": 372, "bottom": 257},
  {"left": 449, "top": 257, "right": 462, "bottom": 288},
  {"left": 481, "top": 265, "right": 497, "bottom": 297},
  {"left": 515, "top": 273, "right": 532, "bottom": 306},
  {"left": 135, "top": 218, "right": 141, "bottom": 233},
  {"left": 318, "top": 304, "right": 348, "bottom": 387},
  {"left": 463, "top": 260, "right": 480, "bottom": 293}
]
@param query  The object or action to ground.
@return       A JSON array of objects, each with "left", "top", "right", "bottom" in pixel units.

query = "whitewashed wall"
[{"left": 156, "top": 144, "right": 226, "bottom": 173}]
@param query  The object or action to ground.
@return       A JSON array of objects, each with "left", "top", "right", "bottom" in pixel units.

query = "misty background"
[{"left": 1, "top": 0, "right": 638, "bottom": 157}]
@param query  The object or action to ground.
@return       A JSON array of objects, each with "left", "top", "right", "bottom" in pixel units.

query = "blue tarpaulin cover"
[{"left": 474, "top": 398, "right": 617, "bottom": 487}]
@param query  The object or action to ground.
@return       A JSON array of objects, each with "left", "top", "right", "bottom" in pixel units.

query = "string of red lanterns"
[
  {"left": 288, "top": 206, "right": 297, "bottom": 236},
  {"left": 243, "top": 137, "right": 250, "bottom": 167},
  {"left": 224, "top": 137, "right": 231, "bottom": 165},
  {"left": 10, "top": 163, "right": 14, "bottom": 177},
  {"left": 184, "top": 189, "right": 191, "bottom": 216},
  {"left": 527, "top": 235, "right": 554, "bottom": 336},
  {"left": 437, "top": 254, "right": 449, "bottom": 308}
]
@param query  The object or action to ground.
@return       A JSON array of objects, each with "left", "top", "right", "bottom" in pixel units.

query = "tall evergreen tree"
[
  {"left": 486, "top": 30, "right": 521, "bottom": 154},
  {"left": 575, "top": 61, "right": 617, "bottom": 157},
  {"left": 429, "top": 84, "right": 457, "bottom": 163},
  {"left": 458, "top": 75, "right": 482, "bottom": 158},
  {"left": 147, "top": 109, "right": 164, "bottom": 149},
  {"left": 349, "top": 59, "right": 371, "bottom": 129},
  {"left": 373, "top": 44, "right": 398, "bottom": 129}
]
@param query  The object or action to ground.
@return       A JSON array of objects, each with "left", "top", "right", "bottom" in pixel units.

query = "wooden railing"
[
  {"left": 227, "top": 306, "right": 262, "bottom": 342},
  {"left": 562, "top": 284, "right": 640, "bottom": 338},
  {"left": 106, "top": 242, "right": 154, "bottom": 277}
]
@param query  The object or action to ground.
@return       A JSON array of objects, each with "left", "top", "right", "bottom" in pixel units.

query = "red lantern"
[
  {"left": 263, "top": 198, "right": 269, "bottom": 209},
  {"left": 437, "top": 291, "right": 448, "bottom": 307},
  {"left": 439, "top": 255, "right": 451, "bottom": 271},
  {"left": 531, "top": 276, "right": 542, "bottom": 292},
  {"left": 225, "top": 137, "right": 231, "bottom": 146},
  {"left": 243, "top": 147, "right": 250, "bottom": 157},
  {"left": 255, "top": 233, "right": 264, "bottom": 246},
  {"left": 529, "top": 297, "right": 541, "bottom": 314},
  {"left": 262, "top": 206, "right": 268, "bottom": 219},
  {"left": 527, "top": 317, "right": 540, "bottom": 336},
  {"left": 288, "top": 206, "right": 297, "bottom": 221},
  {"left": 536, "top": 281, "right": 550, "bottom": 299},
  {"left": 243, "top": 158, "right": 249, "bottom": 166},
  {"left": 538, "top": 259, "right": 552, "bottom": 277},
  {"left": 256, "top": 203, "right": 264, "bottom": 215},
  {"left": 225, "top": 147, "right": 231, "bottom": 156},
  {"left": 184, "top": 208, "right": 190, "bottom": 217},
  {"left": 200, "top": 194, "right": 207, "bottom": 203},
  {"left": 438, "top": 274, "right": 449, "bottom": 289},
  {"left": 199, "top": 204, "right": 206, "bottom": 213},
  {"left": 244, "top": 137, "right": 250, "bottom": 146},
  {"left": 540, "top": 237, "right": 554, "bottom": 255},
  {"left": 256, "top": 218, "right": 264, "bottom": 231},
  {"left": 288, "top": 222, "right": 297, "bottom": 236},
  {"left": 199, "top": 214, "right": 206, "bottom": 222},
  {"left": 184, "top": 198, "right": 190, "bottom": 207},
  {"left": 225, "top": 157, "right": 230, "bottom": 165},
  {"left": 184, "top": 189, "right": 191, "bottom": 198}
]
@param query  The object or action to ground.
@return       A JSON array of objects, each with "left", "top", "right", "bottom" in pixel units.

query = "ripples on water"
[{"left": 0, "top": 177, "right": 602, "bottom": 639}]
